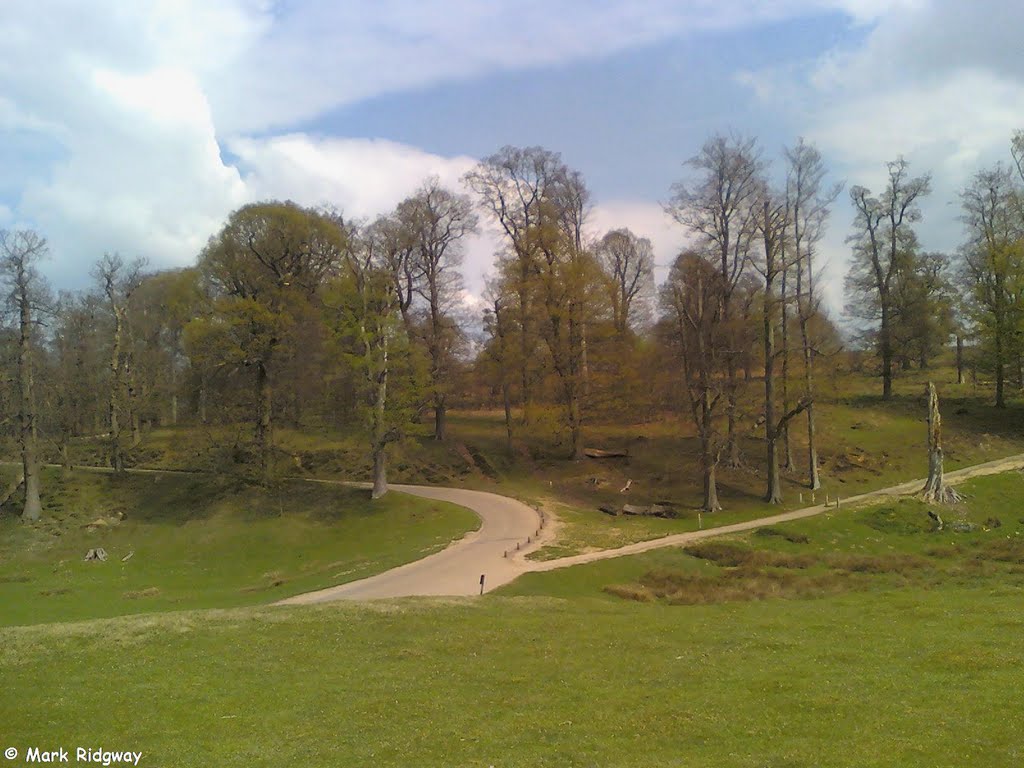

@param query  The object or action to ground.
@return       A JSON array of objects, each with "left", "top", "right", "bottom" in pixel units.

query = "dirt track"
[{"left": 278, "top": 452, "right": 1024, "bottom": 601}]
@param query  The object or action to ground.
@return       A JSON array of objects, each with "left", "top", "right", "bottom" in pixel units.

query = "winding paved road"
[
  {"left": 276, "top": 484, "right": 547, "bottom": 604},
  {"left": 279, "top": 452, "right": 1024, "bottom": 602}
]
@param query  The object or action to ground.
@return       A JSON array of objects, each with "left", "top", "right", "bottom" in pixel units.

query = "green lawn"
[
  {"left": 0, "top": 468, "right": 478, "bottom": 627},
  {"left": 3, "top": 472, "right": 1024, "bottom": 766},
  {"left": 2, "top": 587, "right": 1021, "bottom": 766}
]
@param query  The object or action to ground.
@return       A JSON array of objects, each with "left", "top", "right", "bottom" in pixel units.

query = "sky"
[{"left": 2, "top": 0, "right": 1023, "bottom": 317}]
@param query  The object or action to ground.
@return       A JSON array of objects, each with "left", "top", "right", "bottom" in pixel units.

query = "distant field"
[{"left": 0, "top": 468, "right": 478, "bottom": 626}]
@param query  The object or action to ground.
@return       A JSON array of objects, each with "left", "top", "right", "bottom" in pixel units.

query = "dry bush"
[
  {"left": 827, "top": 553, "right": 928, "bottom": 574},
  {"left": 684, "top": 541, "right": 817, "bottom": 570},
  {"left": 603, "top": 584, "right": 655, "bottom": 602},
  {"left": 634, "top": 567, "right": 854, "bottom": 605},
  {"left": 975, "top": 538, "right": 1024, "bottom": 564},
  {"left": 753, "top": 527, "right": 811, "bottom": 544},
  {"left": 122, "top": 587, "right": 161, "bottom": 600}
]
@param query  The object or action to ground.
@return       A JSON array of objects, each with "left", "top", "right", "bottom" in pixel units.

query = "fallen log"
[
  {"left": 621, "top": 503, "right": 677, "bottom": 519},
  {"left": 584, "top": 448, "right": 629, "bottom": 459}
]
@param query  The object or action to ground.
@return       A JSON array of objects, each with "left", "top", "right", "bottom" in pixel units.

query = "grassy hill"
[{"left": 0, "top": 468, "right": 478, "bottom": 626}]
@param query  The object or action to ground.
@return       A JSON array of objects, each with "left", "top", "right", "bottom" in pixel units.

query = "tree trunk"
[
  {"left": 726, "top": 359, "right": 741, "bottom": 466},
  {"left": 370, "top": 332, "right": 390, "bottom": 500},
  {"left": 955, "top": 335, "right": 964, "bottom": 385},
  {"left": 255, "top": 361, "right": 272, "bottom": 483},
  {"left": 762, "top": 258, "right": 782, "bottom": 505},
  {"left": 502, "top": 380, "right": 513, "bottom": 454},
  {"left": 371, "top": 443, "right": 388, "bottom": 499},
  {"left": 996, "top": 360, "right": 1005, "bottom": 408},
  {"left": 18, "top": 276, "right": 41, "bottom": 521},
  {"left": 700, "top": 391, "right": 721, "bottom": 513},
  {"left": 920, "top": 382, "right": 960, "bottom": 504},
  {"left": 518, "top": 275, "right": 532, "bottom": 426},
  {"left": 580, "top": 320, "right": 590, "bottom": 399},
  {"left": 170, "top": 355, "right": 179, "bottom": 425},
  {"left": 109, "top": 308, "right": 124, "bottom": 474},
  {"left": 780, "top": 268, "right": 794, "bottom": 471},
  {"left": 880, "top": 303, "right": 893, "bottom": 399},
  {"left": 794, "top": 229, "right": 821, "bottom": 491},
  {"left": 199, "top": 371, "right": 208, "bottom": 424},
  {"left": 493, "top": 297, "right": 514, "bottom": 454},
  {"left": 568, "top": 388, "right": 584, "bottom": 461},
  {"left": 434, "top": 398, "right": 447, "bottom": 442}
]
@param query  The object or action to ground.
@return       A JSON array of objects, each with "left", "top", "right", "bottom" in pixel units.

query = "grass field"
[
  {"left": 0, "top": 468, "right": 478, "bottom": 627},
  {"left": 3, "top": 472, "right": 1024, "bottom": 766}
]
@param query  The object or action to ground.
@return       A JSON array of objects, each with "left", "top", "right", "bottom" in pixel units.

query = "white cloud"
[
  {"left": 230, "top": 134, "right": 478, "bottom": 219},
  {"left": 734, "top": 0, "right": 1024, "bottom": 319},
  {"left": 204, "top": 0, "right": 880, "bottom": 133},
  {"left": 4, "top": 0, "right": 997, "bottom": 299},
  {"left": 586, "top": 200, "right": 691, "bottom": 282}
]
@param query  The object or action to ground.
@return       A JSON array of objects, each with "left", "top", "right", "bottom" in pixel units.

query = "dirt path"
[
  {"left": 525, "top": 453, "right": 1024, "bottom": 573},
  {"left": 19, "top": 454, "right": 1024, "bottom": 600},
  {"left": 276, "top": 484, "right": 549, "bottom": 603}
]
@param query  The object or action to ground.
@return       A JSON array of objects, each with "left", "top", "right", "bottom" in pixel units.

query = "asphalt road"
[{"left": 275, "top": 484, "right": 545, "bottom": 603}]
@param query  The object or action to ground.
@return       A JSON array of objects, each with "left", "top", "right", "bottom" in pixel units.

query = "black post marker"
[{"left": 479, "top": 574, "right": 486, "bottom": 595}]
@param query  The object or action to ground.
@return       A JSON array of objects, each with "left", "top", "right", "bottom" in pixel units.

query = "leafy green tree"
[
  {"left": 191, "top": 201, "right": 345, "bottom": 481},
  {"left": 326, "top": 218, "right": 416, "bottom": 499},
  {"left": 398, "top": 178, "right": 477, "bottom": 441}
]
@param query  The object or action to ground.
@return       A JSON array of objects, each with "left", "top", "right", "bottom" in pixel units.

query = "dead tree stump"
[{"left": 920, "top": 382, "right": 961, "bottom": 504}]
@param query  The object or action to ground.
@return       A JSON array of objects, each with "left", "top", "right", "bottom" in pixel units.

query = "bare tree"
[
  {"left": 958, "top": 164, "right": 1023, "bottom": 409},
  {"left": 753, "top": 197, "right": 809, "bottom": 504},
  {"left": 465, "top": 146, "right": 564, "bottom": 425},
  {"left": 669, "top": 134, "right": 763, "bottom": 466},
  {"left": 0, "top": 230, "right": 49, "bottom": 520},
  {"left": 846, "top": 157, "right": 931, "bottom": 399},
  {"left": 596, "top": 228, "right": 655, "bottom": 334},
  {"left": 94, "top": 254, "right": 144, "bottom": 475},
  {"left": 399, "top": 178, "right": 477, "bottom": 441},
  {"left": 662, "top": 251, "right": 730, "bottom": 512},
  {"left": 786, "top": 139, "right": 841, "bottom": 490},
  {"left": 482, "top": 278, "right": 515, "bottom": 454}
]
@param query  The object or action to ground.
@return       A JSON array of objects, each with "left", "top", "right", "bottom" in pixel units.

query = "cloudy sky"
[{"left": 2, "top": 0, "right": 1023, "bottom": 315}]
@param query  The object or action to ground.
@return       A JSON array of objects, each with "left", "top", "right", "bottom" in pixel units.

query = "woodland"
[{"left": 3, "top": 131, "right": 1024, "bottom": 520}]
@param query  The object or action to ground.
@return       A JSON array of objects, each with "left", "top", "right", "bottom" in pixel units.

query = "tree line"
[{"left": 3, "top": 131, "right": 1023, "bottom": 520}]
